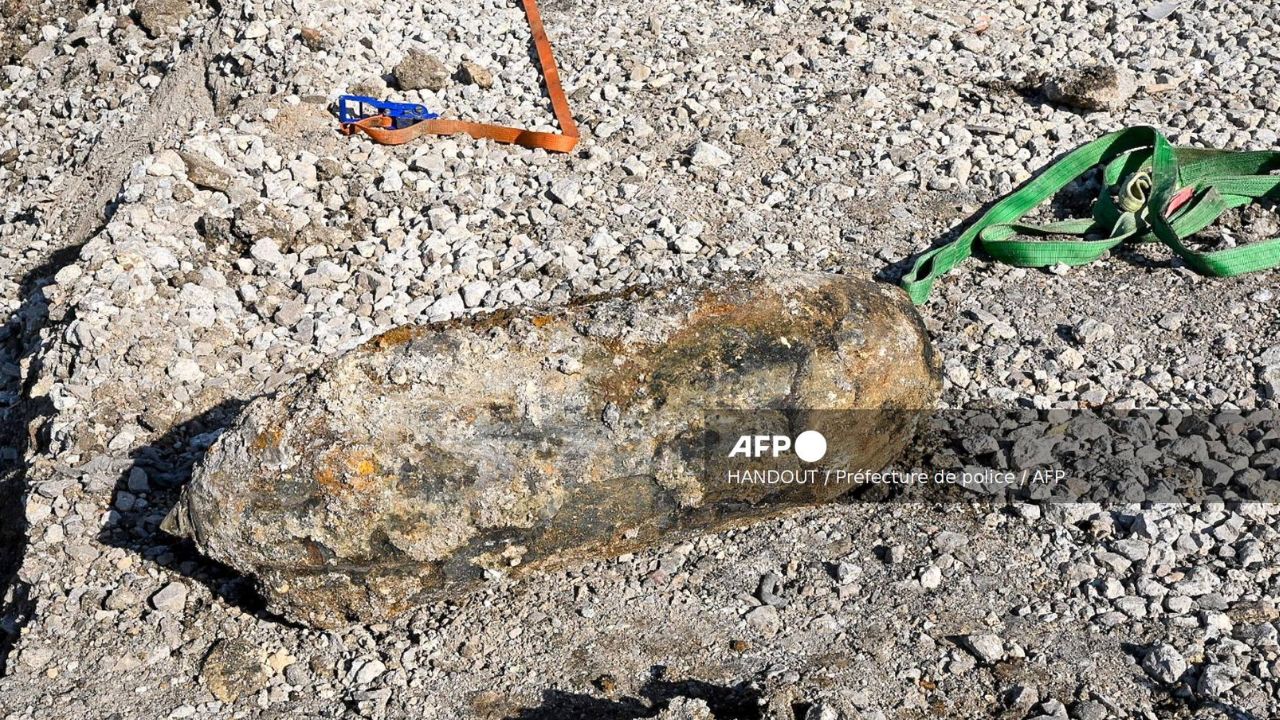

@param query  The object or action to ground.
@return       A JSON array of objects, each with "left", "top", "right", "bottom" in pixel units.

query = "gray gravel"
[{"left": 3, "top": 0, "right": 1280, "bottom": 718}]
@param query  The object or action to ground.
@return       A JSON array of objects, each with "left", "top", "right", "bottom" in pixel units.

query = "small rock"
[
  {"left": 1058, "top": 347, "right": 1085, "bottom": 370},
  {"left": 427, "top": 293, "right": 466, "bottom": 320},
  {"left": 135, "top": 0, "right": 192, "bottom": 37},
  {"left": 1196, "top": 663, "right": 1237, "bottom": 699},
  {"left": 1142, "top": 0, "right": 1182, "bottom": 21},
  {"left": 353, "top": 658, "right": 386, "bottom": 685},
  {"left": 1141, "top": 643, "right": 1187, "bottom": 685},
  {"left": 804, "top": 702, "right": 842, "bottom": 720},
  {"left": 18, "top": 646, "right": 53, "bottom": 671},
  {"left": 948, "top": 653, "right": 976, "bottom": 675},
  {"left": 284, "top": 663, "right": 309, "bottom": 686},
  {"left": 459, "top": 61, "right": 494, "bottom": 89},
  {"left": 674, "top": 236, "right": 701, "bottom": 254},
  {"left": 202, "top": 639, "right": 269, "bottom": 703},
  {"left": 461, "top": 281, "right": 490, "bottom": 308},
  {"left": 1010, "top": 435, "right": 1056, "bottom": 469},
  {"left": 351, "top": 688, "right": 393, "bottom": 717},
  {"left": 349, "top": 75, "right": 388, "bottom": 98},
  {"left": 127, "top": 467, "right": 150, "bottom": 493},
  {"left": 242, "top": 21, "right": 269, "bottom": 40},
  {"left": 549, "top": 178, "right": 582, "bottom": 207},
  {"left": 1037, "top": 699, "right": 1069, "bottom": 718},
  {"left": 1157, "top": 312, "right": 1184, "bottom": 331},
  {"left": 861, "top": 85, "right": 888, "bottom": 108},
  {"left": 945, "top": 364, "right": 971, "bottom": 388},
  {"left": 1044, "top": 65, "right": 1137, "bottom": 112},
  {"left": 274, "top": 301, "right": 305, "bottom": 328},
  {"left": 1072, "top": 319, "right": 1115, "bottom": 346},
  {"left": 1261, "top": 365, "right": 1280, "bottom": 399},
  {"left": 105, "top": 587, "right": 139, "bottom": 611},
  {"left": 1070, "top": 699, "right": 1108, "bottom": 720},
  {"left": 299, "top": 26, "right": 331, "bottom": 51},
  {"left": 688, "top": 141, "right": 731, "bottom": 168},
  {"left": 920, "top": 565, "right": 942, "bottom": 589},
  {"left": 657, "top": 697, "right": 714, "bottom": 720},
  {"left": 148, "top": 158, "right": 175, "bottom": 177},
  {"left": 250, "top": 238, "right": 284, "bottom": 266},
  {"left": 177, "top": 151, "right": 236, "bottom": 194},
  {"left": 1173, "top": 567, "right": 1219, "bottom": 597},
  {"left": 395, "top": 49, "right": 450, "bottom": 92},
  {"left": 315, "top": 157, "right": 342, "bottom": 181},
  {"left": 745, "top": 605, "right": 781, "bottom": 637},
  {"left": 757, "top": 571, "right": 789, "bottom": 607},
  {"left": 428, "top": 207, "right": 456, "bottom": 230},
  {"left": 150, "top": 582, "right": 188, "bottom": 614},
  {"left": 959, "top": 633, "right": 1005, "bottom": 664},
  {"left": 1004, "top": 684, "right": 1039, "bottom": 713},
  {"left": 265, "top": 650, "right": 296, "bottom": 674},
  {"left": 168, "top": 358, "right": 204, "bottom": 384},
  {"left": 835, "top": 561, "right": 861, "bottom": 583}
]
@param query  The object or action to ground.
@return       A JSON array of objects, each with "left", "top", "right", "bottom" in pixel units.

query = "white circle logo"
[{"left": 794, "top": 430, "right": 827, "bottom": 463}]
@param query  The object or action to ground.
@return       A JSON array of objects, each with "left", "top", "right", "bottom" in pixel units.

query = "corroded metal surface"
[{"left": 167, "top": 272, "right": 940, "bottom": 626}]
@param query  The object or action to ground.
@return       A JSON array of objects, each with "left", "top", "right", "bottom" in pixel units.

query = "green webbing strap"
[{"left": 900, "top": 126, "right": 1280, "bottom": 304}]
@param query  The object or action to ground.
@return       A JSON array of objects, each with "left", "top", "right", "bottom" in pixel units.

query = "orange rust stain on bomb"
[
  {"left": 315, "top": 449, "right": 382, "bottom": 495},
  {"left": 347, "top": 452, "right": 377, "bottom": 478},
  {"left": 251, "top": 428, "right": 283, "bottom": 450},
  {"left": 303, "top": 540, "right": 327, "bottom": 567},
  {"left": 316, "top": 465, "right": 340, "bottom": 493},
  {"left": 685, "top": 294, "right": 741, "bottom": 322}
]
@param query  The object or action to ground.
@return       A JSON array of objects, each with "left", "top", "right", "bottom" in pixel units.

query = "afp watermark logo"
[{"left": 727, "top": 429, "right": 827, "bottom": 463}]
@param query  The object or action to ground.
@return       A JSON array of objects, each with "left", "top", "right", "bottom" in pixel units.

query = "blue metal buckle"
[{"left": 337, "top": 95, "right": 440, "bottom": 129}]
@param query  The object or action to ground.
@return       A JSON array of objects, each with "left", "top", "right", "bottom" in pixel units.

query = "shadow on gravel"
[
  {"left": 508, "top": 670, "right": 763, "bottom": 720},
  {"left": 0, "top": 161, "right": 137, "bottom": 675},
  {"left": 0, "top": 465, "right": 33, "bottom": 679},
  {"left": 0, "top": 239, "right": 84, "bottom": 677},
  {"left": 1153, "top": 694, "right": 1261, "bottom": 720},
  {"left": 96, "top": 399, "right": 286, "bottom": 623}
]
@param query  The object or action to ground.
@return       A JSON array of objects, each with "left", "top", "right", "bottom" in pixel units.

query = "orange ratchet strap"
[{"left": 341, "top": 0, "right": 579, "bottom": 153}]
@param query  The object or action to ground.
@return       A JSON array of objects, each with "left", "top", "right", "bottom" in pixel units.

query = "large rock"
[
  {"left": 394, "top": 48, "right": 450, "bottom": 92},
  {"left": 1043, "top": 64, "right": 1137, "bottom": 112},
  {"left": 165, "top": 272, "right": 939, "bottom": 627},
  {"left": 201, "top": 639, "right": 270, "bottom": 703},
  {"left": 177, "top": 150, "right": 238, "bottom": 194},
  {"left": 135, "top": 0, "right": 193, "bottom": 37}
]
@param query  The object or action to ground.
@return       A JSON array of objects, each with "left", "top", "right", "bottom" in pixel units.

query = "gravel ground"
[{"left": 2, "top": 0, "right": 1279, "bottom": 718}]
